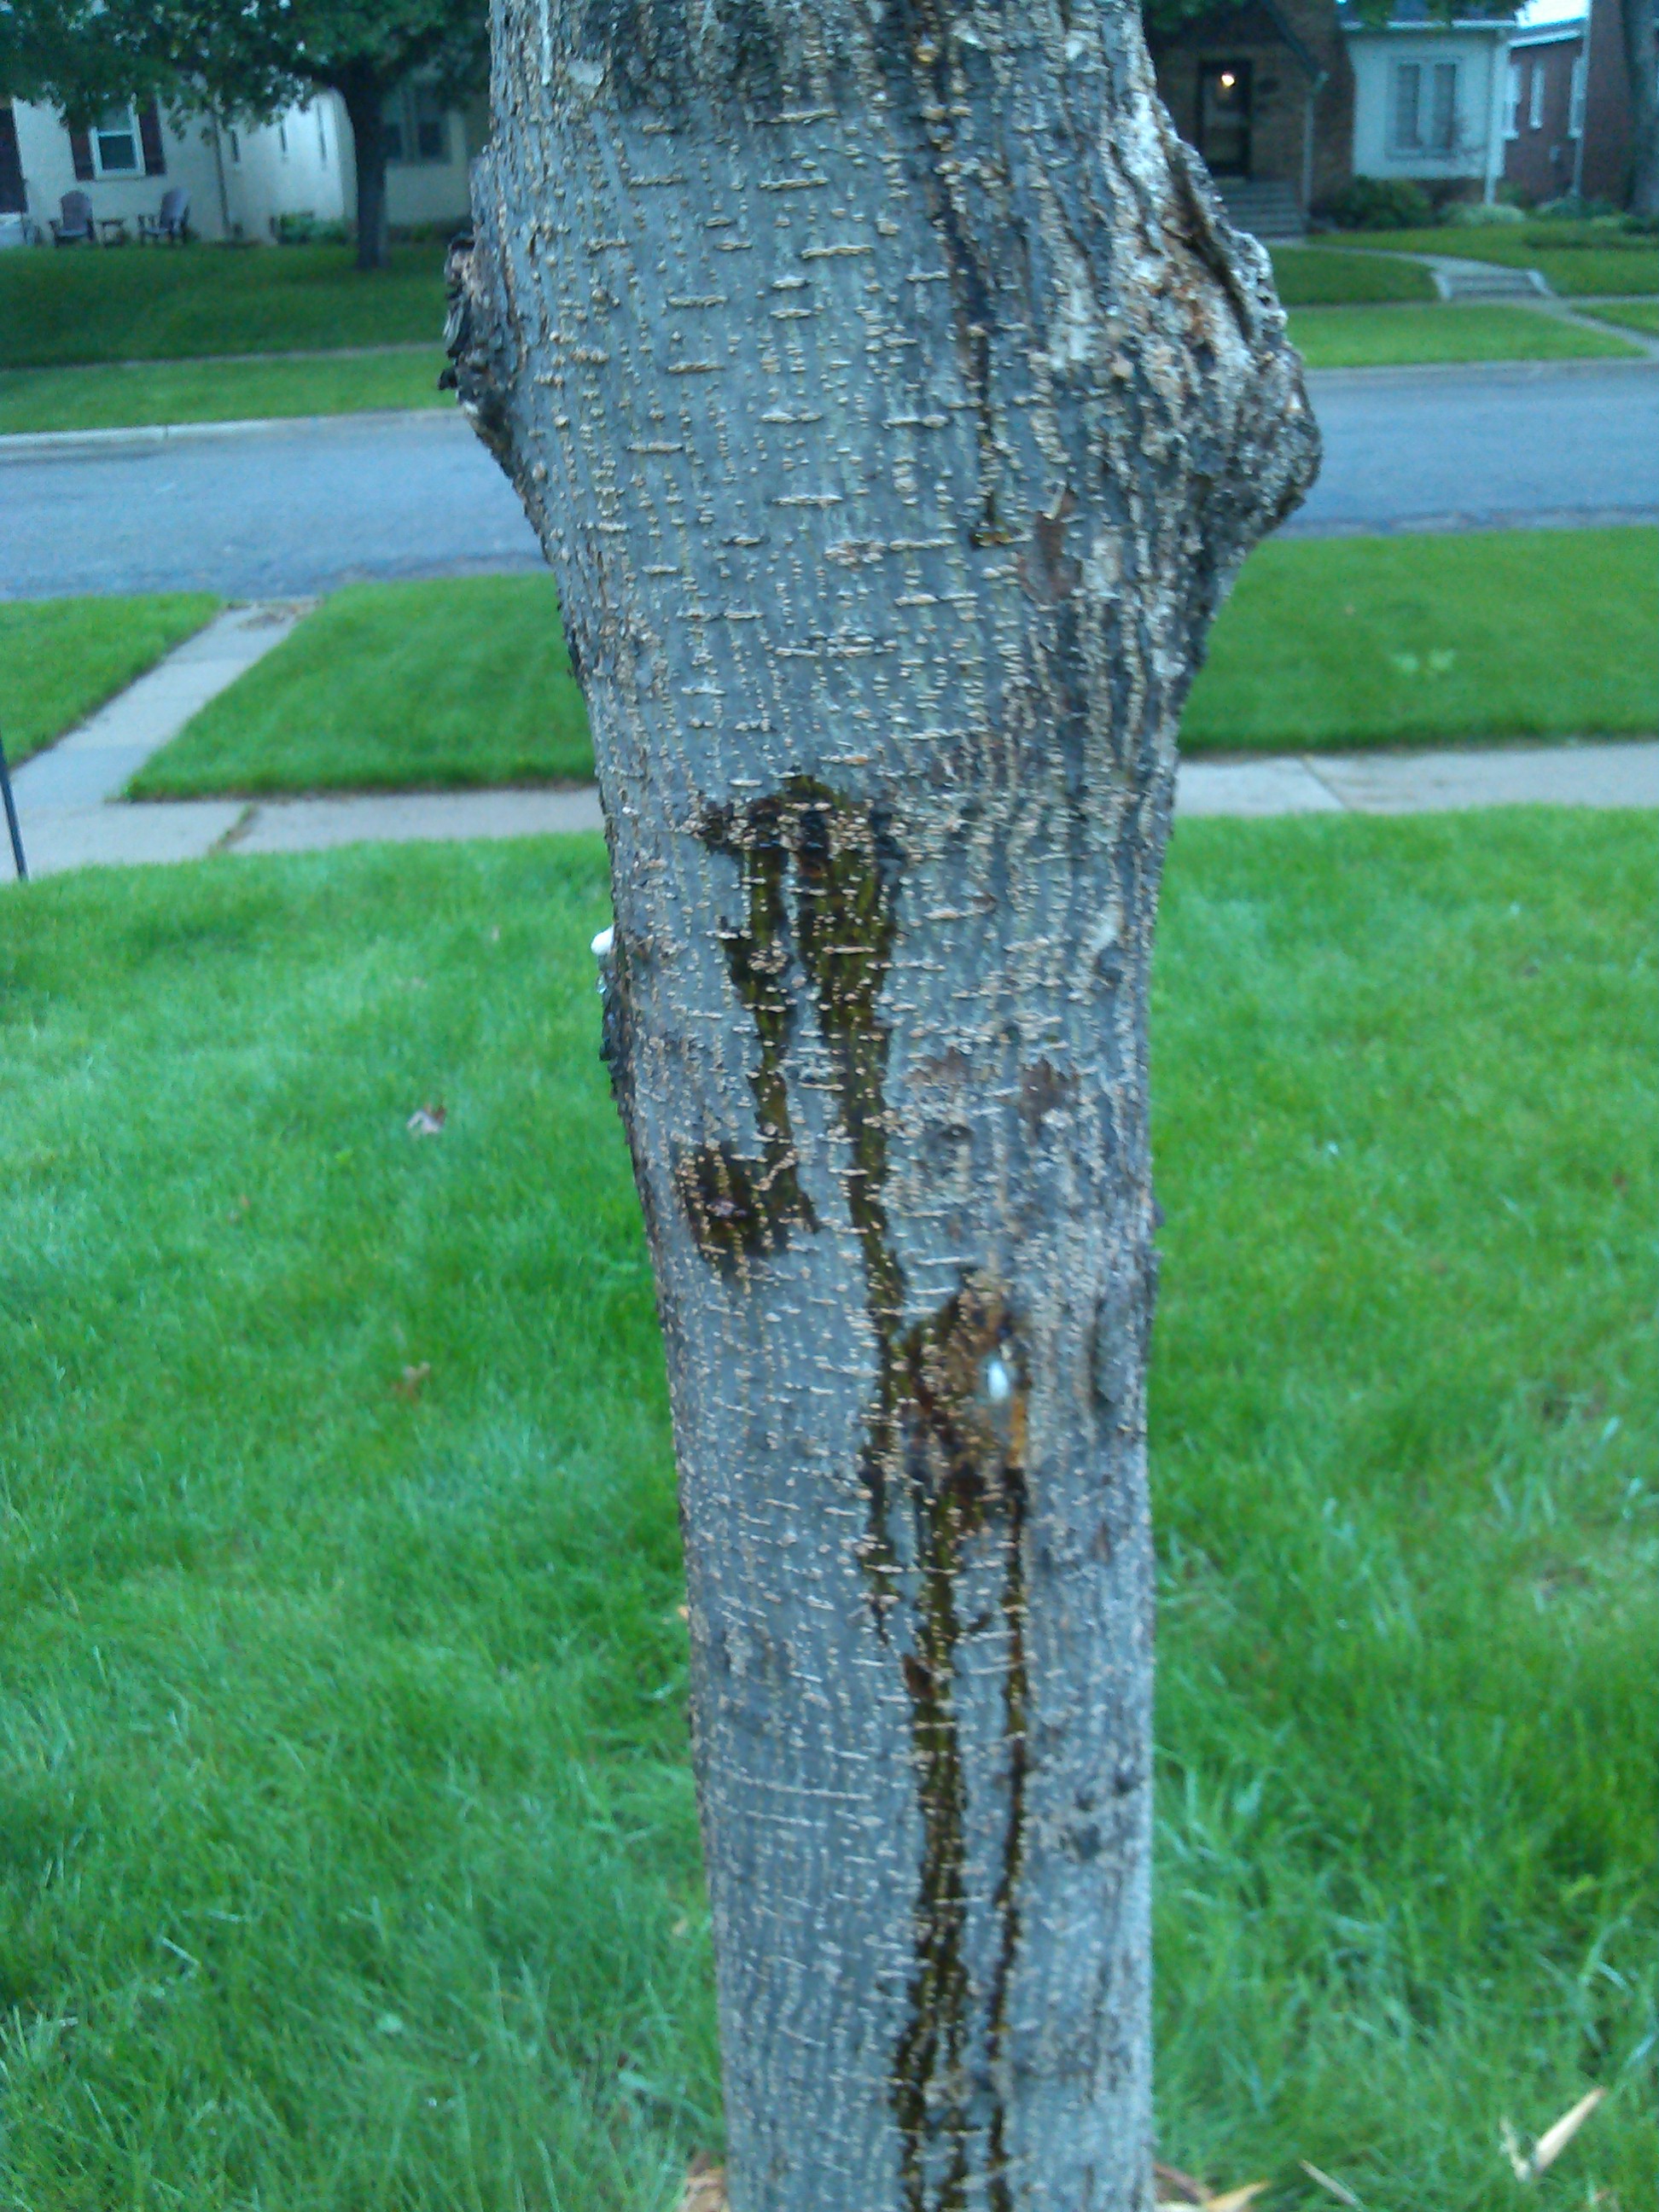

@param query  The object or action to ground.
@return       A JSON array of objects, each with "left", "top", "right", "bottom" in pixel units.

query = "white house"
[
  {"left": 1342, "top": 3, "right": 1517, "bottom": 203},
  {"left": 0, "top": 85, "right": 480, "bottom": 246}
]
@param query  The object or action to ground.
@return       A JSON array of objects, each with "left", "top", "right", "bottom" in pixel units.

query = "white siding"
[
  {"left": 1347, "top": 26, "right": 1510, "bottom": 196},
  {"left": 219, "top": 100, "right": 346, "bottom": 238},
  {"left": 10, "top": 98, "right": 224, "bottom": 238},
  {"left": 3, "top": 83, "right": 474, "bottom": 247}
]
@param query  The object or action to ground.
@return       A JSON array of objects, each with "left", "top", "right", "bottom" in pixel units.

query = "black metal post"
[{"left": 0, "top": 724, "right": 27, "bottom": 882}]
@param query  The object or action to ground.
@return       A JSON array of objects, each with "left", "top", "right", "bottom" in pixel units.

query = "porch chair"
[
  {"left": 138, "top": 187, "right": 190, "bottom": 244},
  {"left": 50, "top": 190, "right": 94, "bottom": 246}
]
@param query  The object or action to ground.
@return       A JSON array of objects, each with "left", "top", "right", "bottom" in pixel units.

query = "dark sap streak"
[{"left": 689, "top": 780, "right": 1028, "bottom": 2212}]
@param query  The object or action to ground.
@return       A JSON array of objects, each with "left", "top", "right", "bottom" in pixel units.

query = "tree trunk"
[
  {"left": 450, "top": 3, "right": 1317, "bottom": 2203},
  {"left": 341, "top": 67, "right": 391, "bottom": 271},
  {"left": 1621, "top": 0, "right": 1659, "bottom": 217}
]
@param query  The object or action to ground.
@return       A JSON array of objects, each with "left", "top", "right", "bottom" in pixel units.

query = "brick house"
[
  {"left": 1150, "top": 0, "right": 1358, "bottom": 236},
  {"left": 1150, "top": 0, "right": 1528, "bottom": 234},
  {"left": 1503, "top": 17, "right": 1587, "bottom": 203}
]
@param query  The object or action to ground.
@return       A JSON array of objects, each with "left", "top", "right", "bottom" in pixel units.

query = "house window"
[
  {"left": 382, "top": 84, "right": 451, "bottom": 166},
  {"left": 90, "top": 104, "right": 141, "bottom": 175},
  {"left": 1569, "top": 53, "right": 1586, "bottom": 135},
  {"left": 1392, "top": 60, "right": 1458, "bottom": 154},
  {"left": 1528, "top": 60, "right": 1545, "bottom": 129},
  {"left": 413, "top": 86, "right": 448, "bottom": 161},
  {"left": 1505, "top": 60, "right": 1522, "bottom": 138}
]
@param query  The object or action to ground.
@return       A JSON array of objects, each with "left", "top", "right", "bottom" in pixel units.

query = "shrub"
[
  {"left": 1535, "top": 195, "right": 1620, "bottom": 221},
  {"left": 1318, "top": 176, "right": 1435, "bottom": 231},
  {"left": 1445, "top": 200, "right": 1528, "bottom": 225},
  {"left": 389, "top": 219, "right": 466, "bottom": 244},
  {"left": 271, "top": 212, "right": 352, "bottom": 247}
]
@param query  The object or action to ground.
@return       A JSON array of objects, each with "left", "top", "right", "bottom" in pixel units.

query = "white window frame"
[
  {"left": 383, "top": 84, "right": 451, "bottom": 167},
  {"left": 90, "top": 103, "right": 142, "bottom": 177},
  {"left": 1505, "top": 59, "right": 1522, "bottom": 139},
  {"left": 1528, "top": 60, "right": 1545, "bottom": 129},
  {"left": 1390, "top": 59, "right": 1458, "bottom": 155},
  {"left": 1391, "top": 60, "right": 1424, "bottom": 151}
]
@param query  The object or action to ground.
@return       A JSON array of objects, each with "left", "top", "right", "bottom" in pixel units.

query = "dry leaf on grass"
[
  {"left": 674, "top": 2154, "right": 727, "bottom": 2212},
  {"left": 1155, "top": 2162, "right": 1211, "bottom": 2206},
  {"left": 1153, "top": 2160, "right": 1268, "bottom": 2211},
  {"left": 393, "top": 1362, "right": 431, "bottom": 1400},
  {"left": 1300, "top": 2162, "right": 1362, "bottom": 2208},
  {"left": 1501, "top": 2087, "right": 1605, "bottom": 2182},
  {"left": 406, "top": 1103, "right": 447, "bottom": 1137}
]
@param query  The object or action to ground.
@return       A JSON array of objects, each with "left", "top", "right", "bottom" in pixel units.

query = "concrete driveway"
[{"left": 3, "top": 358, "right": 1655, "bottom": 602}]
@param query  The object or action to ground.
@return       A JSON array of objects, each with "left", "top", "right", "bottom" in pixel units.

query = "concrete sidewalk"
[
  {"left": 5, "top": 603, "right": 1654, "bottom": 882},
  {"left": 11, "top": 745, "right": 1655, "bottom": 882},
  {"left": 15, "top": 788, "right": 606, "bottom": 879},
  {"left": 1176, "top": 741, "right": 1659, "bottom": 818},
  {"left": 12, "top": 600, "right": 310, "bottom": 813}
]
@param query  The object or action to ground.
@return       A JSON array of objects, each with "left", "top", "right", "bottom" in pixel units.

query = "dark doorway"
[
  {"left": 1196, "top": 61, "right": 1254, "bottom": 178},
  {"left": 0, "top": 105, "right": 24, "bottom": 215}
]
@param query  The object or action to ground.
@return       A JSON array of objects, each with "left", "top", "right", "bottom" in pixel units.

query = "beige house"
[{"left": 0, "top": 84, "right": 482, "bottom": 246}]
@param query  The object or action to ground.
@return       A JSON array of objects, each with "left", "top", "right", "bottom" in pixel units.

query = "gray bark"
[
  {"left": 1620, "top": 0, "right": 1659, "bottom": 218},
  {"left": 449, "top": 2, "right": 1317, "bottom": 2203}
]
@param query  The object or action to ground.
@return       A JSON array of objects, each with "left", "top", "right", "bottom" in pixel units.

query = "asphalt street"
[
  {"left": 1284, "top": 359, "right": 1659, "bottom": 539},
  {"left": 3, "top": 359, "right": 1655, "bottom": 601}
]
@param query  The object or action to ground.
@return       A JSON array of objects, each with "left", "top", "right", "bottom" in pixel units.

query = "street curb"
[
  {"left": 2, "top": 354, "right": 1655, "bottom": 458},
  {"left": 1300, "top": 354, "right": 1659, "bottom": 388},
  {"left": 1280, "top": 505, "right": 1659, "bottom": 538},
  {"left": 0, "top": 406, "right": 460, "bottom": 463}
]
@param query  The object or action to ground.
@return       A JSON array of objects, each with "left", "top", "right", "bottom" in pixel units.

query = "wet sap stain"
[{"left": 684, "top": 779, "right": 1028, "bottom": 2211}]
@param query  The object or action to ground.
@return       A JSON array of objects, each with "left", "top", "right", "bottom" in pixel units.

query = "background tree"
[
  {"left": 1619, "top": 0, "right": 1658, "bottom": 216},
  {"left": 0, "top": 0, "right": 487, "bottom": 271},
  {"left": 446, "top": 0, "right": 1318, "bottom": 2203}
]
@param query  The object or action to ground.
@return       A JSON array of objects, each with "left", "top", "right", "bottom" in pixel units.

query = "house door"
[
  {"left": 1197, "top": 61, "right": 1254, "bottom": 178},
  {"left": 0, "top": 106, "right": 24, "bottom": 215}
]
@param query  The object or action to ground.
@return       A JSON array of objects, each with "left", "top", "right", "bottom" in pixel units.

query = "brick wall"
[
  {"left": 1504, "top": 31, "right": 1584, "bottom": 202},
  {"left": 1152, "top": 0, "right": 1355, "bottom": 205}
]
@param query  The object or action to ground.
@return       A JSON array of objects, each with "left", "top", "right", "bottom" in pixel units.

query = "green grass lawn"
[
  {"left": 0, "top": 593, "right": 222, "bottom": 765},
  {"left": 133, "top": 530, "right": 1653, "bottom": 795},
  {"left": 0, "top": 817, "right": 1651, "bottom": 2209},
  {"left": 1185, "top": 527, "right": 1658, "bottom": 753},
  {"left": 1579, "top": 298, "right": 1659, "bottom": 336},
  {"left": 129, "top": 578, "right": 593, "bottom": 799},
  {"left": 1267, "top": 247, "right": 1437, "bottom": 306},
  {"left": 1330, "top": 224, "right": 1659, "bottom": 297},
  {"left": 0, "top": 242, "right": 448, "bottom": 370},
  {"left": 0, "top": 348, "right": 447, "bottom": 434},
  {"left": 1284, "top": 300, "right": 1642, "bottom": 368}
]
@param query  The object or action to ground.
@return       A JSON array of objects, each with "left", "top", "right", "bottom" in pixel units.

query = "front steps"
[{"left": 1215, "top": 178, "right": 1307, "bottom": 242}]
